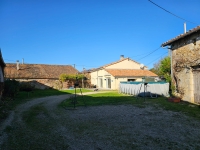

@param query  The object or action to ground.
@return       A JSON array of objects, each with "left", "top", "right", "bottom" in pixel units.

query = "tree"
[
  {"left": 159, "top": 56, "right": 171, "bottom": 82},
  {"left": 150, "top": 56, "right": 171, "bottom": 82},
  {"left": 59, "top": 74, "right": 85, "bottom": 82},
  {"left": 150, "top": 60, "right": 161, "bottom": 75}
]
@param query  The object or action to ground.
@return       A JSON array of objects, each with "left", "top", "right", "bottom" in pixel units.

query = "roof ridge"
[
  {"left": 5, "top": 63, "right": 72, "bottom": 66},
  {"left": 162, "top": 25, "right": 200, "bottom": 47},
  {"left": 102, "top": 57, "right": 141, "bottom": 68}
]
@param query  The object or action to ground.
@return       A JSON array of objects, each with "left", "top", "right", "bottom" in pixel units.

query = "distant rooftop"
[{"left": 5, "top": 63, "right": 79, "bottom": 79}]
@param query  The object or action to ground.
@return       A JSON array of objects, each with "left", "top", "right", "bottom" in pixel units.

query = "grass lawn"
[
  {"left": 2, "top": 91, "right": 200, "bottom": 149},
  {"left": 13, "top": 88, "right": 92, "bottom": 108},
  {"left": 60, "top": 91, "right": 200, "bottom": 119},
  {"left": 0, "top": 88, "right": 92, "bottom": 120}
]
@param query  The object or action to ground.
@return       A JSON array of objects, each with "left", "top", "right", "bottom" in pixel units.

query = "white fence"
[{"left": 119, "top": 82, "right": 169, "bottom": 97}]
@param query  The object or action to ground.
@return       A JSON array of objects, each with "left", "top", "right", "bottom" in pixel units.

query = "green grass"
[
  {"left": 0, "top": 88, "right": 92, "bottom": 120},
  {"left": 10, "top": 88, "right": 92, "bottom": 108},
  {"left": 148, "top": 98, "right": 200, "bottom": 118},
  {"left": 60, "top": 92, "right": 135, "bottom": 107},
  {"left": 60, "top": 91, "right": 200, "bottom": 119},
  {"left": 2, "top": 91, "right": 200, "bottom": 149},
  {"left": 22, "top": 104, "right": 52, "bottom": 133},
  {"left": 3, "top": 104, "right": 70, "bottom": 150}
]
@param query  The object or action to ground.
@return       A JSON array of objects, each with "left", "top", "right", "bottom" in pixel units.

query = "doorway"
[
  {"left": 106, "top": 77, "right": 111, "bottom": 89},
  {"left": 99, "top": 78, "right": 103, "bottom": 88}
]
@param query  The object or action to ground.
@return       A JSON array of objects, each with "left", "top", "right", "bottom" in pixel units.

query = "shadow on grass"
[
  {"left": 60, "top": 92, "right": 200, "bottom": 119},
  {"left": 0, "top": 88, "right": 92, "bottom": 120}
]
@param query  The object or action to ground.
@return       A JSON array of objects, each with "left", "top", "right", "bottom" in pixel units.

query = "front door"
[
  {"left": 106, "top": 77, "right": 111, "bottom": 89},
  {"left": 99, "top": 78, "right": 103, "bottom": 88},
  {"left": 193, "top": 70, "right": 200, "bottom": 104}
]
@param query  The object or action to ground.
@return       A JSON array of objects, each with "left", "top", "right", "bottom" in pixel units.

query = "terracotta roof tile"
[
  {"left": 105, "top": 69, "right": 158, "bottom": 77},
  {"left": 162, "top": 25, "right": 200, "bottom": 47},
  {"left": 4, "top": 64, "right": 79, "bottom": 79}
]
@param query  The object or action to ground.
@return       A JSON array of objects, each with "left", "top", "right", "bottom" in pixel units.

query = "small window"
[{"left": 128, "top": 79, "right": 136, "bottom": 82}]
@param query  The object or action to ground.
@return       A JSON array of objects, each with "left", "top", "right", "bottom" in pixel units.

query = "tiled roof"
[
  {"left": 4, "top": 64, "right": 79, "bottom": 79},
  {"left": 105, "top": 69, "right": 158, "bottom": 77},
  {"left": 162, "top": 25, "right": 200, "bottom": 47}
]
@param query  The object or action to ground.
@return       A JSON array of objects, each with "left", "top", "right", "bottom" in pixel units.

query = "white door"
[{"left": 106, "top": 77, "right": 111, "bottom": 89}]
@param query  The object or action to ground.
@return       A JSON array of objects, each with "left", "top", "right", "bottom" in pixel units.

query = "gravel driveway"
[{"left": 0, "top": 92, "right": 200, "bottom": 150}]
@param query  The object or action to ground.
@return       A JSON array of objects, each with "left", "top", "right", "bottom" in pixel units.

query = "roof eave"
[{"left": 162, "top": 25, "right": 200, "bottom": 47}]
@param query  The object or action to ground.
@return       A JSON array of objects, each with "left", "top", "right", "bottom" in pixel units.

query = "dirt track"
[{"left": 1, "top": 92, "right": 200, "bottom": 149}]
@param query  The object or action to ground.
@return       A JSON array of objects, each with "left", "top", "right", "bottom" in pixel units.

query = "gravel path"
[{"left": 1, "top": 91, "right": 200, "bottom": 150}]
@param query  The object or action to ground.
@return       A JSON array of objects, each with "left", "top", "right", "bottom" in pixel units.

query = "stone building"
[
  {"left": 4, "top": 63, "right": 79, "bottom": 89},
  {"left": 162, "top": 25, "right": 200, "bottom": 104}
]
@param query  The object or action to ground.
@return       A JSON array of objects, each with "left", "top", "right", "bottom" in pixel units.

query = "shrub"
[
  {"left": 59, "top": 74, "right": 85, "bottom": 82},
  {"left": 2, "top": 79, "right": 20, "bottom": 99}
]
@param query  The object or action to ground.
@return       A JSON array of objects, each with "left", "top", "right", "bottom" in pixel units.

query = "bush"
[
  {"left": 2, "top": 79, "right": 20, "bottom": 99},
  {"left": 59, "top": 74, "right": 85, "bottom": 82}
]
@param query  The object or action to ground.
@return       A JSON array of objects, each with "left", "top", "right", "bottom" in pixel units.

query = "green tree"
[
  {"left": 150, "top": 56, "right": 171, "bottom": 82},
  {"left": 159, "top": 56, "right": 171, "bottom": 82},
  {"left": 59, "top": 74, "right": 85, "bottom": 82}
]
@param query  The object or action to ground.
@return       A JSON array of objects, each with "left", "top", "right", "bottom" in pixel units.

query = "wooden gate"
[{"left": 193, "top": 69, "right": 200, "bottom": 104}]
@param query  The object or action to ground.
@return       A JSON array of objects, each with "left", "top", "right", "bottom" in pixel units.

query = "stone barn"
[
  {"left": 4, "top": 63, "right": 79, "bottom": 89},
  {"left": 162, "top": 25, "right": 200, "bottom": 104}
]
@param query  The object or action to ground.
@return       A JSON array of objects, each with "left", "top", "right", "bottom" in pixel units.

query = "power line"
[
  {"left": 135, "top": 47, "right": 161, "bottom": 61},
  {"left": 4, "top": 59, "right": 16, "bottom": 62},
  {"left": 148, "top": 0, "right": 197, "bottom": 25},
  {"left": 131, "top": 51, "right": 168, "bottom": 58},
  {"left": 75, "top": 64, "right": 99, "bottom": 68},
  {"left": 146, "top": 52, "right": 168, "bottom": 66}
]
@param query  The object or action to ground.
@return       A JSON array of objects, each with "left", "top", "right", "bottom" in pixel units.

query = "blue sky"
[{"left": 1, "top": 0, "right": 200, "bottom": 71}]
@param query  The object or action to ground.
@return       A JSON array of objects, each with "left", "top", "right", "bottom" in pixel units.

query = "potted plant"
[{"left": 168, "top": 96, "right": 181, "bottom": 103}]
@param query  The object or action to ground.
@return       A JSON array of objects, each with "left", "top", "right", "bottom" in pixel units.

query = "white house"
[{"left": 90, "top": 55, "right": 158, "bottom": 90}]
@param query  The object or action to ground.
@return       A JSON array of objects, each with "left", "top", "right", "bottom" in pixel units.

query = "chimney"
[
  {"left": 120, "top": 55, "right": 124, "bottom": 60},
  {"left": 184, "top": 22, "right": 186, "bottom": 33},
  {"left": 16, "top": 60, "right": 19, "bottom": 70},
  {"left": 22, "top": 58, "right": 24, "bottom": 64}
]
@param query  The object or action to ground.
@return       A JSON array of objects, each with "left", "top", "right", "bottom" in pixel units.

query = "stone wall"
[
  {"left": 171, "top": 31, "right": 200, "bottom": 103},
  {"left": 15, "top": 79, "right": 88, "bottom": 90},
  {"left": 16, "top": 79, "right": 63, "bottom": 90}
]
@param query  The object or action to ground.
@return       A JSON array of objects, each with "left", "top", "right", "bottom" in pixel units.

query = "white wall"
[
  {"left": 91, "top": 69, "right": 114, "bottom": 89},
  {"left": 91, "top": 69, "right": 143, "bottom": 90},
  {"left": 91, "top": 59, "right": 145, "bottom": 89}
]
